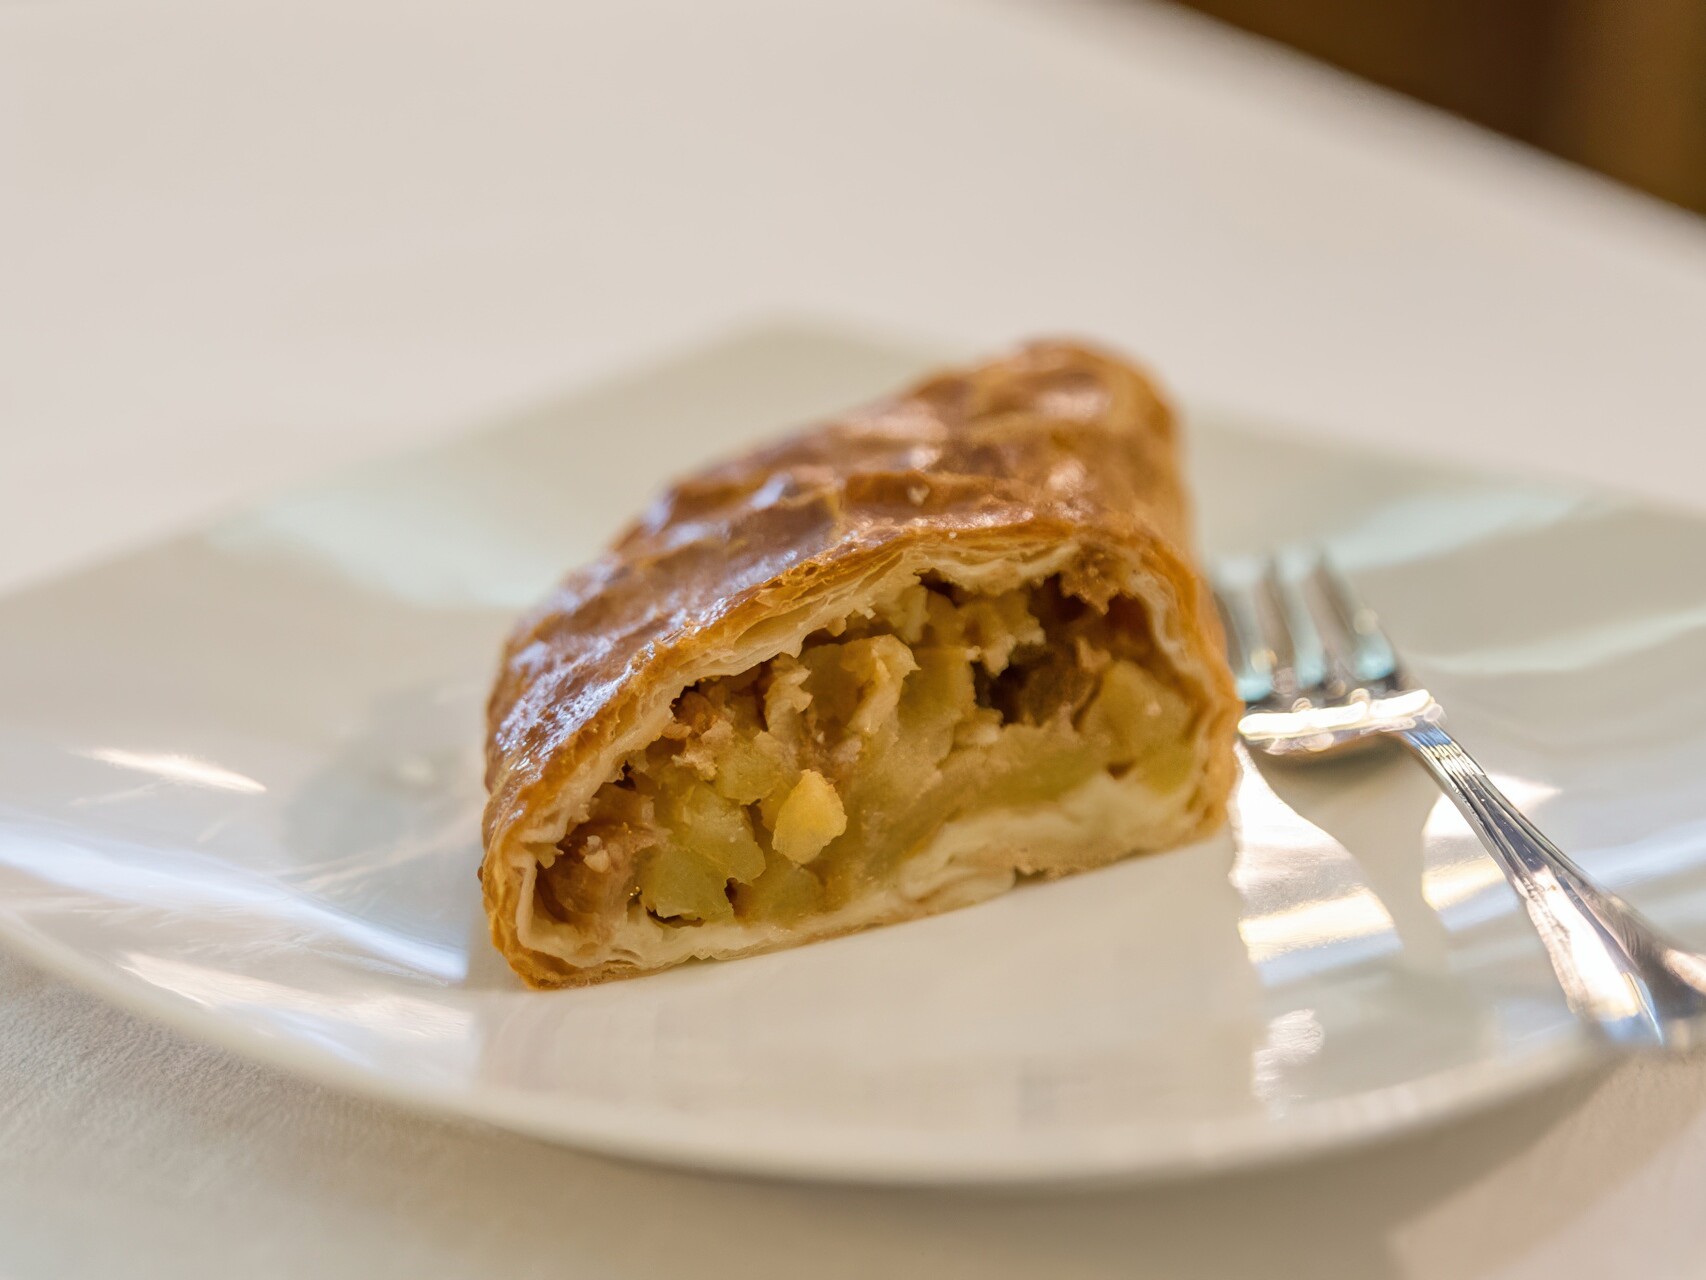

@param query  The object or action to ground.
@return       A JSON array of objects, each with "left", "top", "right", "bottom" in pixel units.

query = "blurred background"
[
  {"left": 5, "top": 0, "right": 1705, "bottom": 597},
  {"left": 1169, "top": 0, "right": 1706, "bottom": 213}
]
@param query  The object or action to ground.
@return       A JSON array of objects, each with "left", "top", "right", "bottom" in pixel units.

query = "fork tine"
[
  {"left": 1309, "top": 556, "right": 1401, "bottom": 688},
  {"left": 1211, "top": 574, "right": 1275, "bottom": 705},
  {"left": 1296, "top": 552, "right": 1361, "bottom": 696},
  {"left": 1260, "top": 556, "right": 1330, "bottom": 706}
]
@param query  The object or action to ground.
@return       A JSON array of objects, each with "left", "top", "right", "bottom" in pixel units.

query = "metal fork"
[{"left": 1214, "top": 553, "right": 1706, "bottom": 1050}]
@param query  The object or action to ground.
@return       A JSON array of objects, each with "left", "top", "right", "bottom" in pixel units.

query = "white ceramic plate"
[{"left": 2, "top": 326, "right": 1703, "bottom": 1186}]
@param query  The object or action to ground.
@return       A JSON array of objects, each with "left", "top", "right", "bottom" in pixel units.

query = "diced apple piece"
[
  {"left": 897, "top": 645, "right": 976, "bottom": 756},
  {"left": 668, "top": 780, "right": 767, "bottom": 883},
  {"left": 801, "top": 635, "right": 919, "bottom": 739},
  {"left": 638, "top": 844, "right": 733, "bottom": 922},
  {"left": 771, "top": 770, "right": 848, "bottom": 864},
  {"left": 919, "top": 588, "right": 966, "bottom": 646},
  {"left": 872, "top": 582, "right": 929, "bottom": 643},
  {"left": 733, "top": 852, "right": 826, "bottom": 923},
  {"left": 931, "top": 721, "right": 1099, "bottom": 813},
  {"left": 959, "top": 589, "right": 1044, "bottom": 674},
  {"left": 819, "top": 644, "right": 976, "bottom": 901},
  {"left": 1082, "top": 659, "right": 1191, "bottom": 767},
  {"left": 1081, "top": 658, "right": 1195, "bottom": 790},
  {"left": 800, "top": 641, "right": 861, "bottom": 726},
  {"left": 712, "top": 730, "right": 795, "bottom": 806},
  {"left": 634, "top": 772, "right": 770, "bottom": 921},
  {"left": 763, "top": 656, "right": 812, "bottom": 747},
  {"left": 1132, "top": 739, "right": 1194, "bottom": 792},
  {"left": 843, "top": 635, "right": 918, "bottom": 736}
]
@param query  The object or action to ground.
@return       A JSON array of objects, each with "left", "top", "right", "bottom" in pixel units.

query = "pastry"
[{"left": 482, "top": 341, "right": 1240, "bottom": 986}]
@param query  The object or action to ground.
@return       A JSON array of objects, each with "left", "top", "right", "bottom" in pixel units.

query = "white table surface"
[{"left": 4, "top": 0, "right": 1706, "bottom": 1275}]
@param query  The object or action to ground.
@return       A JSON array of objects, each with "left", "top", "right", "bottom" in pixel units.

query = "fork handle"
[{"left": 1399, "top": 724, "right": 1706, "bottom": 1049}]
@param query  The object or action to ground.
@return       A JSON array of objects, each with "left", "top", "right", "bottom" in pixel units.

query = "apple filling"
[{"left": 535, "top": 575, "right": 1197, "bottom": 933}]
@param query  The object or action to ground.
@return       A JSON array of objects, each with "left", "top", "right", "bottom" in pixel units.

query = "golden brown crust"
[{"left": 482, "top": 340, "right": 1240, "bottom": 988}]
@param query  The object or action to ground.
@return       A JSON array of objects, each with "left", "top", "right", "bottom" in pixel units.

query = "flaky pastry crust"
[{"left": 482, "top": 341, "right": 1240, "bottom": 987}]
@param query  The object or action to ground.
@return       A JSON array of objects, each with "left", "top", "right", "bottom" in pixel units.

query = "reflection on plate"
[{"left": 1, "top": 325, "right": 1702, "bottom": 1185}]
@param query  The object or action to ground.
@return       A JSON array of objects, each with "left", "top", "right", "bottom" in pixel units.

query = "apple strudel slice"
[{"left": 482, "top": 341, "right": 1239, "bottom": 987}]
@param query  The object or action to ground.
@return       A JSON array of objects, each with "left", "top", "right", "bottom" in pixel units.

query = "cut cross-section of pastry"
[{"left": 481, "top": 341, "right": 1240, "bottom": 987}]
